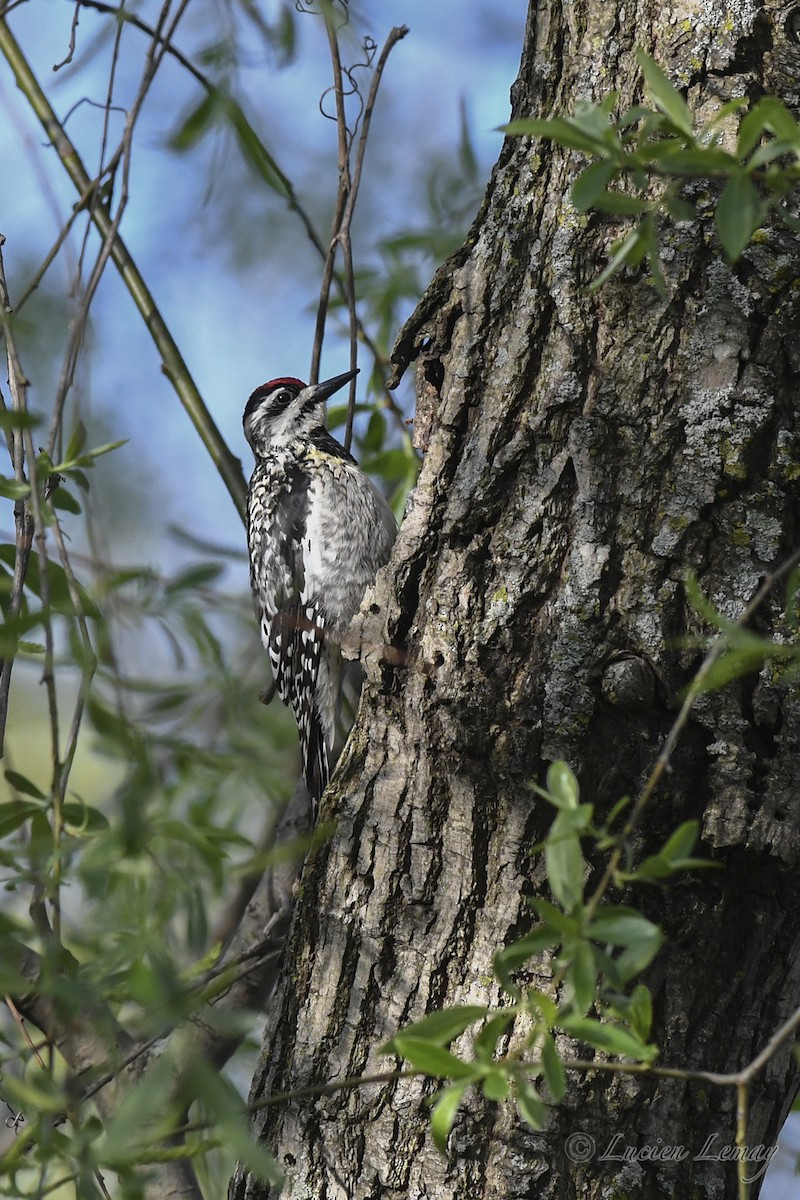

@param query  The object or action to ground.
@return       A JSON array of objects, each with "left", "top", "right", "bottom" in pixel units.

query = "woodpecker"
[{"left": 243, "top": 368, "right": 397, "bottom": 810}]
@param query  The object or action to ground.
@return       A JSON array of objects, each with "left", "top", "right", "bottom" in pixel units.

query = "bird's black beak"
[{"left": 304, "top": 368, "right": 359, "bottom": 404}]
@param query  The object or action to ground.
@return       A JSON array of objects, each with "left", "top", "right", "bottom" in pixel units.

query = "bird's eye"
[{"left": 269, "top": 388, "right": 295, "bottom": 413}]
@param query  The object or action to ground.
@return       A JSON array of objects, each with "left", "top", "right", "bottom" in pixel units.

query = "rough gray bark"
[{"left": 231, "top": 1, "right": 800, "bottom": 1196}]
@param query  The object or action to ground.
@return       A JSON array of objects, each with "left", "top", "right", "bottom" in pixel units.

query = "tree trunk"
[{"left": 231, "top": 1, "right": 800, "bottom": 1196}]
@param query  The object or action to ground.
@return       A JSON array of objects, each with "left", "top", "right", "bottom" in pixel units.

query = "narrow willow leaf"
[
  {"left": 545, "top": 761, "right": 580, "bottom": 808},
  {"left": 715, "top": 172, "right": 765, "bottom": 260},
  {"left": 493, "top": 927, "right": 560, "bottom": 995},
  {"left": 223, "top": 93, "right": 292, "bottom": 198},
  {"left": 588, "top": 906, "right": 661, "bottom": 946},
  {"left": 390, "top": 1036, "right": 478, "bottom": 1079},
  {"left": 501, "top": 117, "right": 612, "bottom": 156},
  {"left": 663, "top": 192, "right": 697, "bottom": 222},
  {"left": 560, "top": 1014, "right": 658, "bottom": 1061},
  {"left": 0, "top": 798, "right": 44, "bottom": 837},
  {"left": 4, "top": 769, "right": 46, "bottom": 799},
  {"left": 589, "top": 222, "right": 648, "bottom": 291},
  {"left": 569, "top": 939, "right": 597, "bottom": 1013},
  {"left": 65, "top": 419, "right": 87, "bottom": 461},
  {"left": 430, "top": 1080, "right": 469, "bottom": 1154},
  {"left": 380, "top": 1005, "right": 487, "bottom": 1054},
  {"left": 530, "top": 896, "right": 573, "bottom": 929},
  {"left": 473, "top": 1011, "right": 516, "bottom": 1061},
  {"left": 169, "top": 91, "right": 218, "bottom": 151},
  {"left": 0, "top": 477, "right": 30, "bottom": 500},
  {"left": 572, "top": 160, "right": 617, "bottom": 210},
  {"left": 0, "top": 409, "right": 40, "bottom": 431},
  {"left": 482, "top": 1068, "right": 510, "bottom": 1101},
  {"left": 52, "top": 486, "right": 82, "bottom": 514},
  {"left": 659, "top": 147, "right": 737, "bottom": 173},
  {"left": 62, "top": 801, "right": 110, "bottom": 835},
  {"left": 541, "top": 1033, "right": 566, "bottom": 1101},
  {"left": 615, "top": 929, "right": 663, "bottom": 982},
  {"left": 629, "top": 984, "right": 653, "bottom": 1042},
  {"left": 514, "top": 1074, "right": 547, "bottom": 1129},
  {"left": 545, "top": 827, "right": 585, "bottom": 913},
  {"left": 660, "top": 820, "right": 699, "bottom": 863},
  {"left": 636, "top": 50, "right": 693, "bottom": 138}
]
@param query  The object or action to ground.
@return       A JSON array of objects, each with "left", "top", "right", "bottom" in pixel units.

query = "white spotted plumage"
[{"left": 243, "top": 370, "right": 396, "bottom": 809}]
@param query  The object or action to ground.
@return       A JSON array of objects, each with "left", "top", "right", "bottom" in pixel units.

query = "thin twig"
[
  {"left": 0, "top": 236, "right": 34, "bottom": 757},
  {"left": 309, "top": 6, "right": 350, "bottom": 386},
  {"left": 339, "top": 25, "right": 408, "bottom": 452}
]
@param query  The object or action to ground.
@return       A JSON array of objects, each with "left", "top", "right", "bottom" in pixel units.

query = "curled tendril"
[
  {"left": 318, "top": 35, "right": 378, "bottom": 149},
  {"left": 3, "top": 1099, "right": 24, "bottom": 1132},
  {"left": 295, "top": 0, "right": 350, "bottom": 18}
]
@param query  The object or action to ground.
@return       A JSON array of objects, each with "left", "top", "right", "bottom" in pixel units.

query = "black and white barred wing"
[{"left": 247, "top": 464, "right": 330, "bottom": 802}]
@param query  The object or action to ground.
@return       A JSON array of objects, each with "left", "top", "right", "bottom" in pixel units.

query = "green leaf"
[
  {"left": 430, "top": 1080, "right": 469, "bottom": 1154},
  {"left": 62, "top": 801, "right": 110, "bottom": 835},
  {"left": 572, "top": 159, "right": 617, "bottom": 210},
  {"left": 0, "top": 409, "right": 40, "bottom": 431},
  {"left": 588, "top": 221, "right": 648, "bottom": 291},
  {"left": 545, "top": 823, "right": 585, "bottom": 913},
  {"left": 381, "top": 1005, "right": 487, "bottom": 1054},
  {"left": 222, "top": 92, "right": 292, "bottom": 199},
  {"left": 390, "top": 1036, "right": 478, "bottom": 1079},
  {"left": 738, "top": 97, "right": 800, "bottom": 158},
  {"left": 660, "top": 819, "right": 700, "bottom": 864},
  {"left": 715, "top": 172, "right": 765, "bottom": 260},
  {"left": 541, "top": 1033, "right": 566, "bottom": 1101},
  {"left": 663, "top": 192, "right": 697, "bottom": 222},
  {"left": 65, "top": 420, "right": 88, "bottom": 461},
  {"left": 51, "top": 486, "right": 82, "bottom": 514},
  {"left": 514, "top": 1074, "right": 547, "bottom": 1129},
  {"left": 659, "top": 147, "right": 738, "bottom": 174},
  {"left": 560, "top": 1015, "right": 658, "bottom": 1061},
  {"left": 4, "top": 769, "right": 46, "bottom": 799},
  {"left": 326, "top": 401, "right": 372, "bottom": 430},
  {"left": 530, "top": 897, "right": 579, "bottom": 937},
  {"left": 588, "top": 906, "right": 661, "bottom": 946},
  {"left": 52, "top": 438, "right": 128, "bottom": 471},
  {"left": 640, "top": 210, "right": 666, "bottom": 298},
  {"left": 615, "top": 930, "right": 663, "bottom": 982},
  {"left": 493, "top": 927, "right": 561, "bottom": 995},
  {"left": 0, "top": 546, "right": 101, "bottom": 618},
  {"left": 593, "top": 191, "right": 650, "bottom": 216},
  {"left": 169, "top": 91, "right": 218, "bottom": 151},
  {"left": 526, "top": 988, "right": 559, "bottom": 1026},
  {"left": 0, "top": 1070, "right": 67, "bottom": 1115},
  {"left": 473, "top": 1011, "right": 516, "bottom": 1061},
  {"left": 636, "top": 50, "right": 693, "bottom": 139},
  {"left": 0, "top": 798, "right": 44, "bottom": 837},
  {"left": 747, "top": 137, "right": 800, "bottom": 170},
  {"left": 502, "top": 117, "right": 613, "bottom": 156},
  {"left": 164, "top": 564, "right": 225, "bottom": 594},
  {"left": 482, "top": 1067, "right": 510, "bottom": 1101},
  {"left": 362, "top": 409, "right": 387, "bottom": 453},
  {"left": 545, "top": 761, "right": 580, "bottom": 809},
  {"left": 628, "top": 983, "right": 653, "bottom": 1042},
  {"left": 569, "top": 939, "right": 597, "bottom": 1013},
  {"left": 0, "top": 476, "right": 30, "bottom": 500},
  {"left": 361, "top": 448, "right": 418, "bottom": 483}
]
